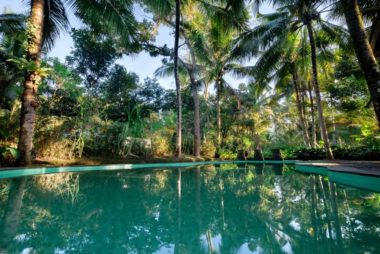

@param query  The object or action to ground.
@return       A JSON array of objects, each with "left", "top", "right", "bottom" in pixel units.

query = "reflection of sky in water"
[
  {"left": 154, "top": 244, "right": 174, "bottom": 254},
  {"left": 281, "top": 242, "right": 293, "bottom": 254},
  {"left": 200, "top": 233, "right": 222, "bottom": 253},
  {"left": 237, "top": 243, "right": 265, "bottom": 254},
  {"left": 289, "top": 219, "right": 301, "bottom": 231}
]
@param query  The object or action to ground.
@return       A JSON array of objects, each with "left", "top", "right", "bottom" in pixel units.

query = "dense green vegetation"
[{"left": 1, "top": 0, "right": 380, "bottom": 166}]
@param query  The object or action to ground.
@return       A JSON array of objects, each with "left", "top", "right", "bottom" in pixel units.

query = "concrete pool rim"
[{"left": 0, "top": 160, "right": 379, "bottom": 179}]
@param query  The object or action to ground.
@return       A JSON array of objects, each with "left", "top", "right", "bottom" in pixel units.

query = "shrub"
[
  {"left": 0, "top": 146, "right": 20, "bottom": 166},
  {"left": 333, "top": 146, "right": 380, "bottom": 160},
  {"left": 152, "top": 135, "right": 171, "bottom": 156},
  {"left": 201, "top": 140, "right": 216, "bottom": 158},
  {"left": 219, "top": 150, "right": 237, "bottom": 160},
  {"left": 287, "top": 146, "right": 380, "bottom": 160},
  {"left": 280, "top": 148, "right": 298, "bottom": 160},
  {"left": 295, "top": 148, "right": 326, "bottom": 160}
]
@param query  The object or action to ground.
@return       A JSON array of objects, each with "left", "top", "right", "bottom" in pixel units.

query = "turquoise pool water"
[{"left": 0, "top": 162, "right": 379, "bottom": 253}]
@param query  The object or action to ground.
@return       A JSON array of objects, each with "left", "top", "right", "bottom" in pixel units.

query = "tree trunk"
[
  {"left": 189, "top": 70, "right": 201, "bottom": 157},
  {"left": 300, "top": 81, "right": 309, "bottom": 130},
  {"left": 292, "top": 72, "right": 311, "bottom": 148},
  {"left": 216, "top": 79, "right": 222, "bottom": 147},
  {"left": 17, "top": 0, "right": 45, "bottom": 166},
  {"left": 306, "top": 22, "right": 334, "bottom": 159},
  {"left": 307, "top": 80, "right": 318, "bottom": 148},
  {"left": 343, "top": 0, "right": 380, "bottom": 129},
  {"left": 184, "top": 37, "right": 201, "bottom": 157},
  {"left": 174, "top": 0, "right": 182, "bottom": 157}
]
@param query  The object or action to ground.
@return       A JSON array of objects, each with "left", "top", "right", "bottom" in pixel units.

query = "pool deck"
[{"left": 297, "top": 160, "right": 380, "bottom": 177}]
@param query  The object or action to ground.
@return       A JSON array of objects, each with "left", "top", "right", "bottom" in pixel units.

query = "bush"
[
  {"left": 280, "top": 148, "right": 298, "bottom": 160},
  {"left": 333, "top": 146, "right": 380, "bottom": 160},
  {"left": 201, "top": 140, "right": 216, "bottom": 158},
  {"left": 295, "top": 148, "right": 326, "bottom": 160},
  {"left": 219, "top": 150, "right": 237, "bottom": 160},
  {"left": 285, "top": 146, "right": 380, "bottom": 160},
  {"left": 152, "top": 135, "right": 171, "bottom": 156},
  {"left": 0, "top": 146, "right": 20, "bottom": 166}
]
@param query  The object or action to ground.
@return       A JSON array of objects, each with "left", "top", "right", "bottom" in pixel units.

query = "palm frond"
[
  {"left": 65, "top": 0, "right": 138, "bottom": 46},
  {"left": 42, "top": 0, "right": 69, "bottom": 51},
  {"left": 0, "top": 14, "right": 25, "bottom": 34}
]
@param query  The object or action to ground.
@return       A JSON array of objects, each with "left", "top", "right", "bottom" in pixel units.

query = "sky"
[{"left": 0, "top": 0, "right": 273, "bottom": 90}]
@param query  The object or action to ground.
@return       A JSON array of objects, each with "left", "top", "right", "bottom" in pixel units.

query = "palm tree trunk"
[
  {"left": 292, "top": 72, "right": 311, "bottom": 148},
  {"left": 343, "top": 0, "right": 380, "bottom": 129},
  {"left": 300, "top": 81, "right": 309, "bottom": 129},
  {"left": 17, "top": 0, "right": 45, "bottom": 166},
  {"left": 307, "top": 80, "right": 318, "bottom": 148},
  {"left": 306, "top": 22, "right": 334, "bottom": 159},
  {"left": 189, "top": 69, "right": 201, "bottom": 157},
  {"left": 216, "top": 79, "right": 222, "bottom": 147},
  {"left": 184, "top": 37, "right": 201, "bottom": 157},
  {"left": 174, "top": 0, "right": 182, "bottom": 157}
]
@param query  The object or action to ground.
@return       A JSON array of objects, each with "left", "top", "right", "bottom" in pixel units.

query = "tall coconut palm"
[
  {"left": 18, "top": 0, "right": 53, "bottom": 165},
  {"left": 330, "top": 0, "right": 380, "bottom": 57},
  {"left": 235, "top": 10, "right": 345, "bottom": 148},
  {"left": 239, "top": 0, "right": 343, "bottom": 159},
  {"left": 183, "top": 0, "right": 249, "bottom": 153},
  {"left": 188, "top": 24, "right": 249, "bottom": 148},
  {"left": 142, "top": 0, "right": 184, "bottom": 157},
  {"left": 173, "top": 0, "right": 183, "bottom": 157},
  {"left": 16, "top": 0, "right": 138, "bottom": 165},
  {"left": 146, "top": 0, "right": 249, "bottom": 155},
  {"left": 341, "top": 0, "right": 380, "bottom": 129}
]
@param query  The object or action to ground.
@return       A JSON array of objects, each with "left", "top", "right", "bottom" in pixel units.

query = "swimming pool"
[{"left": 0, "top": 162, "right": 379, "bottom": 253}]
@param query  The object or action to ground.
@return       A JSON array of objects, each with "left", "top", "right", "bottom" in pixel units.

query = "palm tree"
[
  {"left": 142, "top": 0, "right": 184, "bottom": 157},
  {"left": 236, "top": 12, "right": 312, "bottom": 148},
  {"left": 341, "top": 0, "right": 380, "bottom": 129},
  {"left": 237, "top": 10, "right": 345, "bottom": 148},
  {"left": 182, "top": 0, "right": 249, "bottom": 153},
  {"left": 18, "top": 0, "right": 49, "bottom": 165},
  {"left": 147, "top": 0, "right": 248, "bottom": 155},
  {"left": 239, "top": 0, "right": 341, "bottom": 159},
  {"left": 16, "top": 0, "right": 138, "bottom": 165},
  {"left": 173, "top": 0, "right": 183, "bottom": 157},
  {"left": 189, "top": 24, "right": 248, "bottom": 149}
]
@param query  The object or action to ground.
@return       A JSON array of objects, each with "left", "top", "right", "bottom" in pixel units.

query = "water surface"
[{"left": 0, "top": 163, "right": 379, "bottom": 253}]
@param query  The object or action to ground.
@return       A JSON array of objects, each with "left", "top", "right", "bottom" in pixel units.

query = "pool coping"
[
  {"left": 0, "top": 160, "right": 380, "bottom": 179},
  {"left": 0, "top": 160, "right": 293, "bottom": 179},
  {"left": 296, "top": 160, "right": 380, "bottom": 177}
]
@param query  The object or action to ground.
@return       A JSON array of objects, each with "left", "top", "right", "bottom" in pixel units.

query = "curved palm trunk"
[
  {"left": 292, "top": 72, "right": 311, "bottom": 148},
  {"left": 306, "top": 22, "right": 334, "bottom": 159},
  {"left": 174, "top": 0, "right": 182, "bottom": 157},
  {"left": 18, "top": 0, "right": 45, "bottom": 165},
  {"left": 343, "top": 0, "right": 380, "bottom": 129}
]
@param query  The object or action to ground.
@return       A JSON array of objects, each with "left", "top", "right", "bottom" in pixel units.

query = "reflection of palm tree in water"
[{"left": 0, "top": 178, "right": 26, "bottom": 252}]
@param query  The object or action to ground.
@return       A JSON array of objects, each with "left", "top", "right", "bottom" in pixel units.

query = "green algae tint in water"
[{"left": 0, "top": 163, "right": 380, "bottom": 253}]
